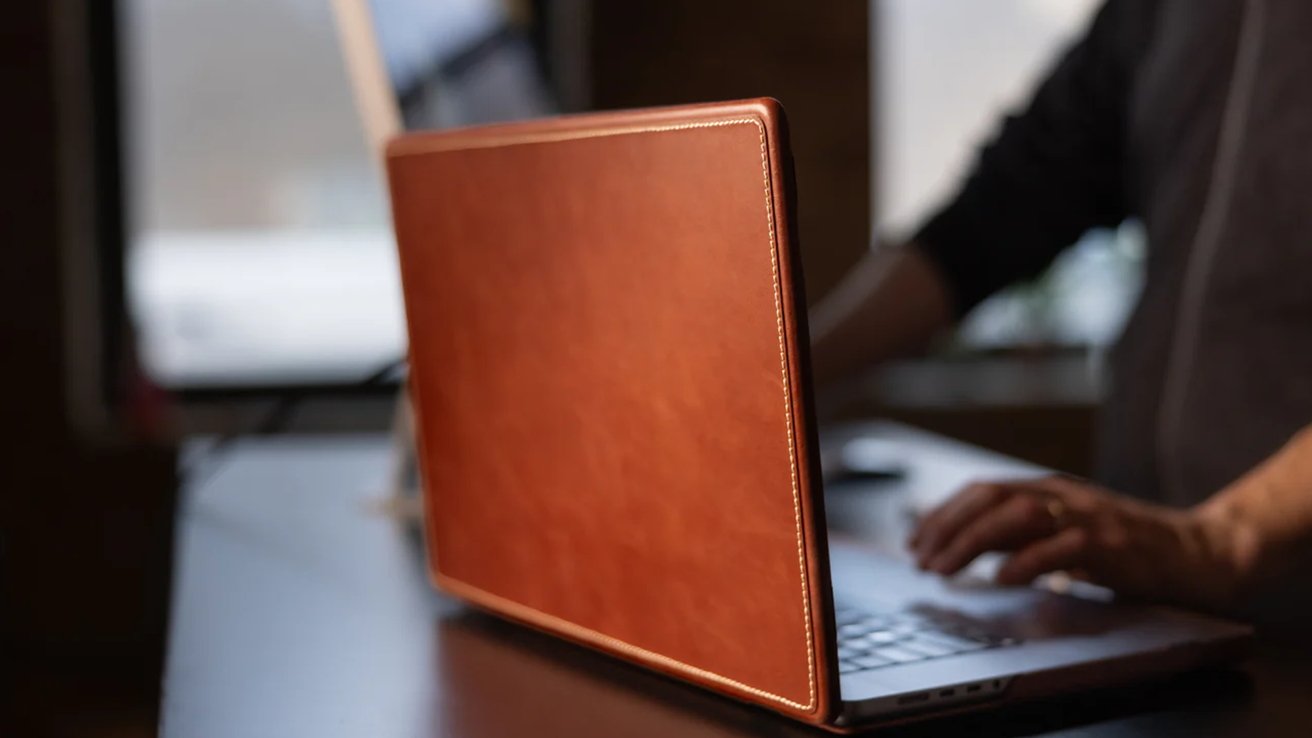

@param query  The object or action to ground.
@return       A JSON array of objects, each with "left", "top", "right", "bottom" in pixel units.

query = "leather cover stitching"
[{"left": 396, "top": 115, "right": 817, "bottom": 712}]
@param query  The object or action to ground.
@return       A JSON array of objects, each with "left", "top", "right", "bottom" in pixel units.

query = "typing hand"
[{"left": 907, "top": 475, "right": 1245, "bottom": 612}]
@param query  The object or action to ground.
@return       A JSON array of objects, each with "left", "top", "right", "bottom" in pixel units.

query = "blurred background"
[
  {"left": 127, "top": 0, "right": 1129, "bottom": 472},
  {"left": 4, "top": 0, "right": 1140, "bottom": 734}
]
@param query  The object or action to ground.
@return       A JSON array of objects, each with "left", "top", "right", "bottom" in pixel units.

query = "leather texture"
[{"left": 386, "top": 99, "right": 836, "bottom": 723}]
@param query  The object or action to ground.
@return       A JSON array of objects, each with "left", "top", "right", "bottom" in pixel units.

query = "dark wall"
[
  {"left": 588, "top": 1, "right": 871, "bottom": 304},
  {"left": 1, "top": 2, "right": 177, "bottom": 734}
]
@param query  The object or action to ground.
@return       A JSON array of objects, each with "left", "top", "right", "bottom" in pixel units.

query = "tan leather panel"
[{"left": 386, "top": 99, "right": 834, "bottom": 721}]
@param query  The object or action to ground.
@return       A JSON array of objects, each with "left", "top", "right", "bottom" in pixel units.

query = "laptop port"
[{"left": 896, "top": 692, "right": 930, "bottom": 706}]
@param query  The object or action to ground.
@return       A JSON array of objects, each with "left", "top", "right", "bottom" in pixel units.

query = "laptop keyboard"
[{"left": 834, "top": 604, "right": 1020, "bottom": 675}]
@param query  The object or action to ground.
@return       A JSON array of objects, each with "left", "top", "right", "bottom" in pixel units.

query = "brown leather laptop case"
[{"left": 386, "top": 99, "right": 838, "bottom": 724}]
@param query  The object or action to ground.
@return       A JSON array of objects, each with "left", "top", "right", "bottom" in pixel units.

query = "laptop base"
[{"left": 828, "top": 540, "right": 1251, "bottom": 725}]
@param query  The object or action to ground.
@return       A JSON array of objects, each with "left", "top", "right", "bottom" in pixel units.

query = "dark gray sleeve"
[{"left": 913, "top": 0, "right": 1151, "bottom": 315}]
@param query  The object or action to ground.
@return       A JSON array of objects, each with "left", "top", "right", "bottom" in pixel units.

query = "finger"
[
  {"left": 910, "top": 482, "right": 1009, "bottom": 564},
  {"left": 925, "top": 493, "right": 1059, "bottom": 575},
  {"left": 910, "top": 475, "right": 1058, "bottom": 562},
  {"left": 910, "top": 475, "right": 1065, "bottom": 545},
  {"left": 995, "top": 527, "right": 1090, "bottom": 586},
  {"left": 1004, "top": 474, "right": 1097, "bottom": 504}
]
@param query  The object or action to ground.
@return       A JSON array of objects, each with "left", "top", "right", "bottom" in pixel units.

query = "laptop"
[{"left": 383, "top": 99, "right": 1250, "bottom": 731}]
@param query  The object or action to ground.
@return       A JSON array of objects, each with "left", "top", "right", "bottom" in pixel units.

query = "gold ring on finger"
[{"left": 1045, "top": 499, "right": 1069, "bottom": 531}]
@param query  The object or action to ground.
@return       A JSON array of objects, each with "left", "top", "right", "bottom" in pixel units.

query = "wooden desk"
[{"left": 161, "top": 427, "right": 1307, "bottom": 737}]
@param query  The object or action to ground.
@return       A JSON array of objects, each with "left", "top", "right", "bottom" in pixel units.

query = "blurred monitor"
[{"left": 369, "top": 0, "right": 555, "bottom": 130}]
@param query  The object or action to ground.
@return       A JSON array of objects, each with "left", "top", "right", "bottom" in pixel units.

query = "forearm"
[
  {"left": 1195, "top": 424, "right": 1312, "bottom": 608},
  {"left": 808, "top": 244, "right": 955, "bottom": 387},
  {"left": 808, "top": 1, "right": 1139, "bottom": 389}
]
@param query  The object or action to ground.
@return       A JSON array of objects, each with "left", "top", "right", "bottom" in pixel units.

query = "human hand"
[{"left": 907, "top": 475, "right": 1247, "bottom": 612}]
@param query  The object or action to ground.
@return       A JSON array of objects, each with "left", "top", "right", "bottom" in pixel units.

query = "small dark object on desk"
[
  {"left": 823, "top": 437, "right": 909, "bottom": 487},
  {"left": 826, "top": 467, "right": 907, "bottom": 488}
]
